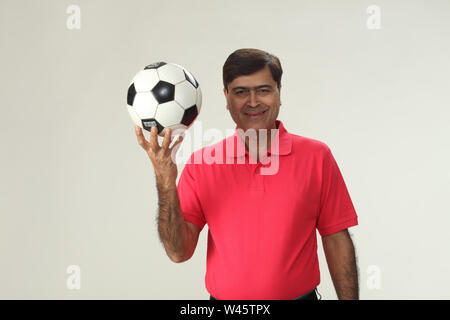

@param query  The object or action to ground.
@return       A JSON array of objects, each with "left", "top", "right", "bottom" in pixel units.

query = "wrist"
[{"left": 156, "top": 177, "right": 177, "bottom": 191}]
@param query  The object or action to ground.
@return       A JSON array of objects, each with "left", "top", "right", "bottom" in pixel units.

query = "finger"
[
  {"left": 169, "top": 134, "right": 184, "bottom": 152},
  {"left": 134, "top": 125, "right": 149, "bottom": 149},
  {"left": 149, "top": 126, "right": 160, "bottom": 153},
  {"left": 161, "top": 128, "right": 172, "bottom": 150}
]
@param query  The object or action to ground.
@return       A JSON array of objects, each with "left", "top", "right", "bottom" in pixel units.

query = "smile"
[{"left": 245, "top": 110, "right": 267, "bottom": 118}]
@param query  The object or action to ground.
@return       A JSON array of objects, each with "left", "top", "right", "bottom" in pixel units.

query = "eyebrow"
[{"left": 231, "top": 84, "right": 273, "bottom": 91}]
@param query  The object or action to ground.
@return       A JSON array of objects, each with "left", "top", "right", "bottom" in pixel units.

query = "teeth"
[{"left": 247, "top": 111, "right": 265, "bottom": 115}]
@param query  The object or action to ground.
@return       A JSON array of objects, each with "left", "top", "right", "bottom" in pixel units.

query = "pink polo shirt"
[{"left": 176, "top": 119, "right": 358, "bottom": 300}]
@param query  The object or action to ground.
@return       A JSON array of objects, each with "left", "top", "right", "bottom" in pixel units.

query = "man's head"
[{"left": 223, "top": 48, "right": 283, "bottom": 132}]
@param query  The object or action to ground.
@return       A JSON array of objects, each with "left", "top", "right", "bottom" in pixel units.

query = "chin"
[{"left": 243, "top": 122, "right": 269, "bottom": 132}]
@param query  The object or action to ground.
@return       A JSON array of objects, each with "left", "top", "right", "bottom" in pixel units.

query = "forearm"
[
  {"left": 156, "top": 180, "right": 189, "bottom": 263},
  {"left": 322, "top": 230, "right": 359, "bottom": 300}
]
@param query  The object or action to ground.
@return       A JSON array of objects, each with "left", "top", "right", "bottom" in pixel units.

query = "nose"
[{"left": 247, "top": 89, "right": 258, "bottom": 107}]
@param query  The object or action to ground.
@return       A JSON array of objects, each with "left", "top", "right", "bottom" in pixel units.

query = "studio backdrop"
[{"left": 1, "top": 0, "right": 449, "bottom": 299}]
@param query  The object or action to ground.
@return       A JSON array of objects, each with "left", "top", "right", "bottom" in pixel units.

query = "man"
[{"left": 134, "top": 48, "right": 359, "bottom": 300}]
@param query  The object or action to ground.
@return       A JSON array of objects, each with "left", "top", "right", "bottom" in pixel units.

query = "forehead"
[{"left": 229, "top": 66, "right": 276, "bottom": 88}]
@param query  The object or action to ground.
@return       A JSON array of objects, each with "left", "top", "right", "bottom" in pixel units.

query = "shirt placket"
[{"left": 247, "top": 152, "right": 270, "bottom": 192}]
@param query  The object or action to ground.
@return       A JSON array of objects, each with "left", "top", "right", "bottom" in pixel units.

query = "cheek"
[
  {"left": 264, "top": 101, "right": 277, "bottom": 111},
  {"left": 263, "top": 97, "right": 278, "bottom": 106},
  {"left": 230, "top": 104, "right": 245, "bottom": 114}
]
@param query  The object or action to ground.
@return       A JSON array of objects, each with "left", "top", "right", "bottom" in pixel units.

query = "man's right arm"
[
  {"left": 157, "top": 181, "right": 200, "bottom": 263},
  {"left": 134, "top": 125, "right": 200, "bottom": 263}
]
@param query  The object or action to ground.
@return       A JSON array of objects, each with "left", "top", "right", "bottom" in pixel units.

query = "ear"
[
  {"left": 224, "top": 88, "right": 230, "bottom": 110},
  {"left": 278, "top": 84, "right": 282, "bottom": 105}
]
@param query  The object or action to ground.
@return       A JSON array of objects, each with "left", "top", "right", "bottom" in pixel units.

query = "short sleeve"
[
  {"left": 177, "top": 155, "right": 206, "bottom": 231},
  {"left": 316, "top": 146, "right": 358, "bottom": 237}
]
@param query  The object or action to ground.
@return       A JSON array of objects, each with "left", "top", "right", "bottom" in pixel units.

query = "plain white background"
[{"left": 1, "top": 0, "right": 449, "bottom": 299}]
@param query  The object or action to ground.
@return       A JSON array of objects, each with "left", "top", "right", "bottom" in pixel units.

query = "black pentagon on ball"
[
  {"left": 127, "top": 83, "right": 136, "bottom": 105},
  {"left": 181, "top": 105, "right": 198, "bottom": 127},
  {"left": 152, "top": 81, "right": 175, "bottom": 104},
  {"left": 144, "top": 61, "right": 167, "bottom": 70},
  {"left": 141, "top": 118, "right": 164, "bottom": 134},
  {"left": 183, "top": 69, "right": 199, "bottom": 88}
]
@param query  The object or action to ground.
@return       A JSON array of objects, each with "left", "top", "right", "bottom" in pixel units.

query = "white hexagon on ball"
[
  {"left": 133, "top": 92, "right": 158, "bottom": 119},
  {"left": 175, "top": 80, "right": 197, "bottom": 110},
  {"left": 133, "top": 69, "right": 159, "bottom": 92},
  {"left": 126, "top": 105, "right": 142, "bottom": 127},
  {"left": 157, "top": 63, "right": 186, "bottom": 85},
  {"left": 155, "top": 101, "right": 185, "bottom": 127},
  {"left": 196, "top": 86, "right": 202, "bottom": 113}
]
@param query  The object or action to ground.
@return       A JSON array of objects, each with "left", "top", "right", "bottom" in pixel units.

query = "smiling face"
[{"left": 224, "top": 66, "right": 282, "bottom": 132}]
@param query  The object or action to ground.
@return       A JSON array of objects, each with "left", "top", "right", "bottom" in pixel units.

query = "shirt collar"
[{"left": 226, "top": 119, "right": 292, "bottom": 158}]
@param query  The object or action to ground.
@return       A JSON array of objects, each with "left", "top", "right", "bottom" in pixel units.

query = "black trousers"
[{"left": 210, "top": 288, "right": 319, "bottom": 300}]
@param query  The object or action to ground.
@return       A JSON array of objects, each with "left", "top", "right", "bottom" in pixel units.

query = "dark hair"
[{"left": 223, "top": 48, "right": 283, "bottom": 92}]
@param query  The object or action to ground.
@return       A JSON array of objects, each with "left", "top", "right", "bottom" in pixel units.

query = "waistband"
[
  {"left": 293, "top": 288, "right": 318, "bottom": 300},
  {"left": 209, "top": 288, "right": 318, "bottom": 300}
]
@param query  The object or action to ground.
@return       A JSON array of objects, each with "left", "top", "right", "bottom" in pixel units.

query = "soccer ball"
[{"left": 126, "top": 62, "right": 202, "bottom": 137}]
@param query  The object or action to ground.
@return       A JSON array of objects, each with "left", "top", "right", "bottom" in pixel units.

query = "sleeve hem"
[
  {"left": 318, "top": 216, "right": 358, "bottom": 237},
  {"left": 183, "top": 214, "right": 205, "bottom": 231}
]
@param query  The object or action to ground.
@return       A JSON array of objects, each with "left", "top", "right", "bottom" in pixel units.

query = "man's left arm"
[{"left": 322, "top": 229, "right": 359, "bottom": 300}]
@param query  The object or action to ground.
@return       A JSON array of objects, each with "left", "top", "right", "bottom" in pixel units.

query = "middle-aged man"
[{"left": 134, "top": 48, "right": 359, "bottom": 300}]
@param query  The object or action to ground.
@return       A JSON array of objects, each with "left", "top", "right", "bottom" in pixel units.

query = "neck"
[{"left": 241, "top": 121, "right": 278, "bottom": 161}]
